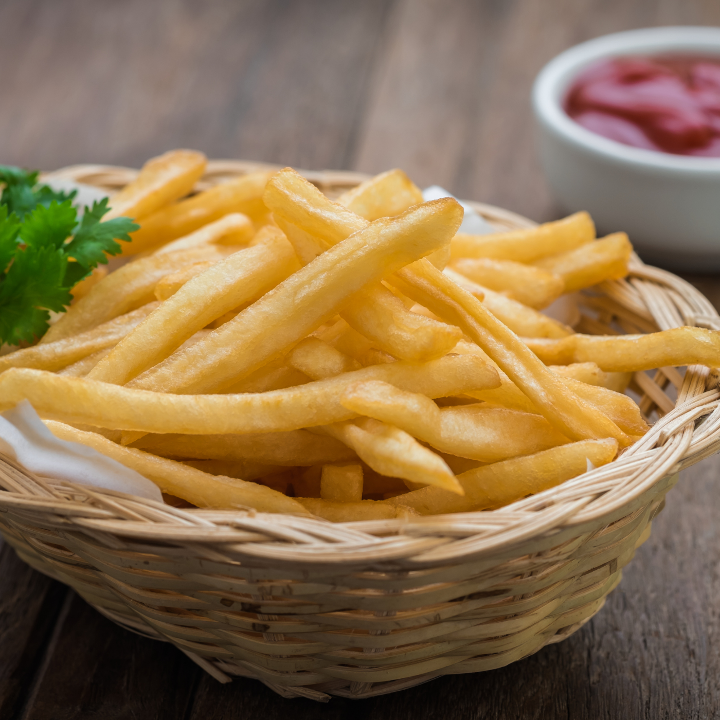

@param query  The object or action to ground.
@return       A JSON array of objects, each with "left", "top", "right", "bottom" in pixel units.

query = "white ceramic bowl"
[{"left": 532, "top": 26, "right": 720, "bottom": 271}]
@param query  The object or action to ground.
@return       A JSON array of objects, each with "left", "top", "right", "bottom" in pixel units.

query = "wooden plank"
[
  {"left": 0, "top": 0, "right": 395, "bottom": 172},
  {"left": 22, "top": 592, "right": 201, "bottom": 720},
  {"left": 0, "top": 542, "right": 69, "bottom": 720}
]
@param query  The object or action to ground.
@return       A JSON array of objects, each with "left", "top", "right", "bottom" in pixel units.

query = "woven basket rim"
[{"left": 1, "top": 160, "right": 719, "bottom": 564}]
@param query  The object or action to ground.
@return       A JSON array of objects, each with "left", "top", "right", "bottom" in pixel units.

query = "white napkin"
[
  {"left": 423, "top": 185, "right": 497, "bottom": 235},
  {"left": 0, "top": 401, "right": 162, "bottom": 501}
]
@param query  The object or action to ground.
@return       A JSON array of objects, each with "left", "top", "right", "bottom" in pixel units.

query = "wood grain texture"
[
  {"left": 0, "top": 542, "right": 69, "bottom": 720},
  {"left": 21, "top": 593, "right": 201, "bottom": 720},
  {"left": 0, "top": 0, "right": 719, "bottom": 718}
]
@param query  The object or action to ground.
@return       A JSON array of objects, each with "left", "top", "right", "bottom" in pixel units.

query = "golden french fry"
[
  {"left": 534, "top": 233, "right": 632, "bottom": 292},
  {"left": 274, "top": 217, "right": 329, "bottom": 264},
  {"left": 152, "top": 213, "right": 254, "bottom": 255},
  {"left": 41, "top": 247, "right": 226, "bottom": 344},
  {"left": 444, "top": 268, "right": 573, "bottom": 339},
  {"left": 318, "top": 418, "right": 462, "bottom": 494},
  {"left": 88, "top": 232, "right": 299, "bottom": 385},
  {"left": 288, "top": 337, "right": 362, "bottom": 379},
  {"left": 391, "top": 259, "right": 630, "bottom": 446},
  {"left": 263, "top": 172, "right": 625, "bottom": 445},
  {"left": 449, "top": 211, "right": 595, "bottom": 263},
  {"left": 271, "top": 180, "right": 463, "bottom": 362},
  {"left": 181, "top": 459, "right": 286, "bottom": 482},
  {"left": 264, "top": 169, "right": 365, "bottom": 244},
  {"left": 550, "top": 362, "right": 633, "bottom": 392},
  {"left": 107, "top": 150, "right": 207, "bottom": 225},
  {"left": 154, "top": 262, "right": 216, "bottom": 300},
  {"left": 320, "top": 463, "right": 364, "bottom": 502},
  {"left": 57, "top": 348, "right": 114, "bottom": 377},
  {"left": 450, "top": 257, "right": 564, "bottom": 309},
  {"left": 131, "top": 429, "right": 356, "bottom": 465},
  {"left": 387, "top": 438, "right": 618, "bottom": 515},
  {"left": 44, "top": 420, "right": 309, "bottom": 514},
  {"left": 297, "top": 497, "right": 412, "bottom": 521},
  {"left": 336, "top": 169, "right": 424, "bottom": 220},
  {"left": 0, "top": 303, "right": 159, "bottom": 373},
  {"left": 562, "top": 378, "right": 649, "bottom": 436},
  {"left": 0, "top": 355, "right": 497, "bottom": 434},
  {"left": 125, "top": 171, "right": 273, "bottom": 254},
  {"left": 71, "top": 265, "right": 108, "bottom": 302},
  {"left": 339, "top": 284, "right": 463, "bottom": 362},
  {"left": 129, "top": 197, "right": 463, "bottom": 394},
  {"left": 223, "top": 361, "right": 309, "bottom": 394},
  {"left": 341, "top": 381, "right": 570, "bottom": 462},
  {"left": 466, "top": 373, "right": 647, "bottom": 437},
  {"left": 523, "top": 328, "right": 720, "bottom": 371},
  {"left": 454, "top": 341, "right": 648, "bottom": 437},
  {"left": 325, "top": 321, "right": 396, "bottom": 366}
]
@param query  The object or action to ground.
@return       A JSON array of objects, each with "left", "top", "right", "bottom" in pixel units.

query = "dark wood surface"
[{"left": 0, "top": 1, "right": 719, "bottom": 718}]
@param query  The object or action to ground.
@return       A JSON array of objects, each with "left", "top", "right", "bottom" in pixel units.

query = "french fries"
[
  {"left": 44, "top": 420, "right": 309, "bottom": 514},
  {"left": 336, "top": 169, "right": 424, "bottom": 220},
  {"left": 125, "top": 171, "right": 272, "bottom": 254},
  {"left": 392, "top": 260, "right": 631, "bottom": 446},
  {"left": 130, "top": 429, "right": 356, "bottom": 465},
  {"left": 152, "top": 213, "right": 254, "bottom": 255},
  {"left": 0, "top": 303, "right": 158, "bottom": 373},
  {"left": 341, "top": 381, "right": 570, "bottom": 462},
  {"left": 88, "top": 231, "right": 299, "bottom": 385},
  {"left": 107, "top": 150, "right": 207, "bottom": 225},
  {"left": 0, "top": 355, "right": 498, "bottom": 434},
  {"left": 449, "top": 211, "right": 595, "bottom": 262},
  {"left": 449, "top": 258, "right": 564, "bottom": 309},
  {"left": 534, "top": 232, "right": 632, "bottom": 292},
  {"left": 387, "top": 439, "right": 618, "bottom": 514},
  {"left": 319, "top": 418, "right": 461, "bottom": 494},
  {"left": 443, "top": 268, "right": 573, "bottom": 338},
  {"left": 524, "top": 328, "right": 720, "bottom": 371},
  {"left": 41, "top": 246, "right": 227, "bottom": 344},
  {"left": 320, "top": 464, "right": 364, "bottom": 502},
  {"left": 129, "top": 197, "right": 463, "bottom": 394},
  {"left": 5, "top": 156, "right": 710, "bottom": 522},
  {"left": 270, "top": 172, "right": 462, "bottom": 361},
  {"left": 297, "top": 498, "right": 412, "bottom": 522}
]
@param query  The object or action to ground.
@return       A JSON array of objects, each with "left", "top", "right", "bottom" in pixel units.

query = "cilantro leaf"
[
  {"left": 0, "top": 166, "right": 140, "bottom": 346},
  {"left": 0, "top": 165, "right": 77, "bottom": 219},
  {"left": 0, "top": 245, "right": 72, "bottom": 344},
  {"left": 20, "top": 200, "right": 78, "bottom": 251},
  {"left": 65, "top": 198, "right": 138, "bottom": 269},
  {"left": 0, "top": 206, "right": 21, "bottom": 274},
  {"left": 63, "top": 261, "right": 91, "bottom": 288}
]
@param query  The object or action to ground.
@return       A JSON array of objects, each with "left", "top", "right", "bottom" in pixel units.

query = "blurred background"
[{"left": 1, "top": 0, "right": 718, "bottom": 225}]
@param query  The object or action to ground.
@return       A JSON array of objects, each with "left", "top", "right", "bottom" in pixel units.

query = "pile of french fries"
[{"left": 1, "top": 150, "right": 718, "bottom": 522}]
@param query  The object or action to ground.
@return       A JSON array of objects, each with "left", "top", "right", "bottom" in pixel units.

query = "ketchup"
[{"left": 564, "top": 55, "right": 720, "bottom": 156}]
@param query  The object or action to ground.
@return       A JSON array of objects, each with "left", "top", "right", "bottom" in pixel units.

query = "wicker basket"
[{"left": 0, "top": 161, "right": 719, "bottom": 702}]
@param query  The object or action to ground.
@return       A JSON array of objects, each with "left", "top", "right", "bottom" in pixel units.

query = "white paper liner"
[{"left": 0, "top": 401, "right": 161, "bottom": 501}]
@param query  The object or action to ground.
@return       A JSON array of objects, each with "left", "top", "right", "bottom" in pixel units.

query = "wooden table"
[{"left": 0, "top": 1, "right": 719, "bottom": 718}]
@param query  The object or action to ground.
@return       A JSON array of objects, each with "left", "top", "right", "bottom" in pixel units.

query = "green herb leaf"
[
  {"left": 0, "top": 206, "right": 21, "bottom": 274},
  {"left": 65, "top": 198, "right": 138, "bottom": 269},
  {"left": 0, "top": 245, "right": 72, "bottom": 344},
  {"left": 20, "top": 200, "right": 78, "bottom": 251},
  {"left": 0, "top": 165, "right": 77, "bottom": 219}
]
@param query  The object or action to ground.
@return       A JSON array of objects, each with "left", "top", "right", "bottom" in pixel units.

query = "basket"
[{"left": 0, "top": 161, "right": 719, "bottom": 702}]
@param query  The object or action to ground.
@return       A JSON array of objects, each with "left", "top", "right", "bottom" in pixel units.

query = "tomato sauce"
[{"left": 564, "top": 55, "right": 720, "bottom": 157}]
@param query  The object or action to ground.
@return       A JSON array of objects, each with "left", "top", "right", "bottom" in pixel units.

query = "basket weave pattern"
[{"left": 0, "top": 162, "right": 718, "bottom": 701}]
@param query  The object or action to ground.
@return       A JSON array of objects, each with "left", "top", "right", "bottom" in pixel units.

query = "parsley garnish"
[{"left": 0, "top": 167, "right": 139, "bottom": 345}]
